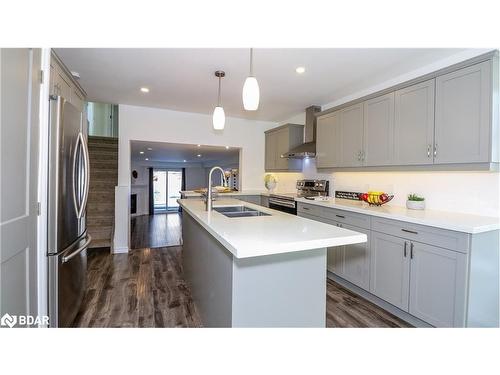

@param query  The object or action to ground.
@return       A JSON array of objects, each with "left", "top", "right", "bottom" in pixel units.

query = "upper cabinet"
[
  {"left": 265, "top": 124, "right": 304, "bottom": 172},
  {"left": 363, "top": 92, "right": 395, "bottom": 166},
  {"left": 435, "top": 61, "right": 492, "bottom": 164},
  {"left": 394, "top": 79, "right": 435, "bottom": 165},
  {"left": 316, "top": 112, "right": 340, "bottom": 168},
  {"left": 315, "top": 53, "right": 499, "bottom": 171},
  {"left": 50, "top": 53, "right": 86, "bottom": 112},
  {"left": 339, "top": 104, "right": 364, "bottom": 167}
]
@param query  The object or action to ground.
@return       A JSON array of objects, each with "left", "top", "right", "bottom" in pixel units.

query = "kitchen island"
[{"left": 178, "top": 198, "right": 367, "bottom": 327}]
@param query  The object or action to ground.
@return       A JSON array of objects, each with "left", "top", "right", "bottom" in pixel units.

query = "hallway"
[{"left": 130, "top": 213, "right": 182, "bottom": 249}]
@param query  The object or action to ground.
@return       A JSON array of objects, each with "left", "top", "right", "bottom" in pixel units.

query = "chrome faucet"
[{"left": 205, "top": 166, "right": 226, "bottom": 211}]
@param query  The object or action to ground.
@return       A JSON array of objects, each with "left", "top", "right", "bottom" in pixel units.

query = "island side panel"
[
  {"left": 467, "top": 230, "right": 499, "bottom": 327},
  {"left": 182, "top": 212, "right": 233, "bottom": 327},
  {"left": 231, "top": 248, "right": 327, "bottom": 327}
]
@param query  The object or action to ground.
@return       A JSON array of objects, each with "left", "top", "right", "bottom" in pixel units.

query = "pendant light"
[
  {"left": 213, "top": 70, "right": 226, "bottom": 130},
  {"left": 242, "top": 48, "right": 260, "bottom": 110}
]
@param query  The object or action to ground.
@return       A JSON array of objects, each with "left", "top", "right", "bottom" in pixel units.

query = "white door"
[
  {"left": 0, "top": 49, "right": 41, "bottom": 326},
  {"left": 408, "top": 242, "right": 467, "bottom": 327},
  {"left": 370, "top": 231, "right": 410, "bottom": 311}
]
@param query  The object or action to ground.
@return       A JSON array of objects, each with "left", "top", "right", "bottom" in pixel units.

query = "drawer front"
[
  {"left": 297, "top": 202, "right": 323, "bottom": 218},
  {"left": 321, "top": 208, "right": 371, "bottom": 229},
  {"left": 371, "top": 217, "right": 469, "bottom": 253}
]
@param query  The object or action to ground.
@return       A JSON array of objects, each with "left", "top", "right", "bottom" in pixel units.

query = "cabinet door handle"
[
  {"left": 401, "top": 228, "right": 418, "bottom": 235},
  {"left": 410, "top": 242, "right": 414, "bottom": 259},
  {"left": 434, "top": 143, "right": 437, "bottom": 157},
  {"left": 302, "top": 207, "right": 309, "bottom": 210},
  {"left": 427, "top": 144, "right": 431, "bottom": 157},
  {"left": 403, "top": 241, "right": 408, "bottom": 257},
  {"left": 335, "top": 214, "right": 345, "bottom": 219}
]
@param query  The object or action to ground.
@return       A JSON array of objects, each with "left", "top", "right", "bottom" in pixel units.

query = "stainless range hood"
[{"left": 282, "top": 105, "right": 322, "bottom": 159}]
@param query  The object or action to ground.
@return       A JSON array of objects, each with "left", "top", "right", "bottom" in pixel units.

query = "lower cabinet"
[
  {"left": 370, "top": 232, "right": 410, "bottom": 311},
  {"left": 331, "top": 223, "right": 371, "bottom": 290},
  {"left": 236, "top": 195, "right": 263, "bottom": 206},
  {"left": 408, "top": 242, "right": 467, "bottom": 327},
  {"left": 370, "top": 231, "right": 467, "bottom": 327}
]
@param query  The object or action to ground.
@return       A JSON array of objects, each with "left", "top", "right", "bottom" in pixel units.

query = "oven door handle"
[{"left": 269, "top": 198, "right": 296, "bottom": 208}]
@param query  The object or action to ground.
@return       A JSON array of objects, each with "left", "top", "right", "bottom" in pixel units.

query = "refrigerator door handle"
[
  {"left": 72, "top": 132, "right": 90, "bottom": 219},
  {"left": 80, "top": 131, "right": 90, "bottom": 217},
  {"left": 62, "top": 235, "right": 92, "bottom": 264}
]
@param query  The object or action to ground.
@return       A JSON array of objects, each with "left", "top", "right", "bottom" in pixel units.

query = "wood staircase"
[{"left": 87, "top": 136, "right": 118, "bottom": 249}]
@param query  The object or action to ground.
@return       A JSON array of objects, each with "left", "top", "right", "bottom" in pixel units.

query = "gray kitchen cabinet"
[
  {"left": 315, "top": 52, "right": 498, "bottom": 171},
  {"left": 394, "top": 79, "right": 435, "bottom": 165},
  {"left": 265, "top": 130, "right": 278, "bottom": 170},
  {"left": 370, "top": 231, "right": 410, "bottom": 311},
  {"left": 235, "top": 195, "right": 262, "bottom": 205},
  {"left": 363, "top": 92, "right": 395, "bottom": 166},
  {"left": 337, "top": 223, "right": 371, "bottom": 290},
  {"left": 260, "top": 195, "right": 269, "bottom": 208},
  {"left": 50, "top": 52, "right": 86, "bottom": 111},
  {"left": 408, "top": 241, "right": 467, "bottom": 327},
  {"left": 434, "top": 60, "right": 492, "bottom": 164},
  {"left": 264, "top": 124, "right": 303, "bottom": 172},
  {"left": 316, "top": 111, "right": 340, "bottom": 168},
  {"left": 339, "top": 103, "right": 364, "bottom": 167}
]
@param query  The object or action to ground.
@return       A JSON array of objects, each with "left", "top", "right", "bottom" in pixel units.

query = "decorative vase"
[
  {"left": 265, "top": 180, "right": 277, "bottom": 192},
  {"left": 406, "top": 200, "right": 425, "bottom": 210}
]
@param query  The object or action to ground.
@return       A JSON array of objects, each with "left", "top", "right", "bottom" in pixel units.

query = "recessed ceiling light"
[
  {"left": 147, "top": 147, "right": 153, "bottom": 150},
  {"left": 197, "top": 144, "right": 201, "bottom": 147},
  {"left": 197, "top": 154, "right": 202, "bottom": 157},
  {"left": 139, "top": 151, "right": 144, "bottom": 154},
  {"left": 225, "top": 146, "right": 230, "bottom": 149},
  {"left": 295, "top": 66, "right": 305, "bottom": 74},
  {"left": 140, "top": 87, "right": 149, "bottom": 93},
  {"left": 145, "top": 158, "right": 149, "bottom": 161},
  {"left": 183, "top": 160, "right": 187, "bottom": 162}
]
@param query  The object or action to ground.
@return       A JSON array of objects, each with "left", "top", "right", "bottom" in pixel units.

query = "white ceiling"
[
  {"left": 56, "top": 48, "right": 467, "bottom": 121},
  {"left": 131, "top": 141, "right": 239, "bottom": 163}
]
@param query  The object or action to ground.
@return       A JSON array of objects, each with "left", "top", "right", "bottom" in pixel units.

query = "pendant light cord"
[
  {"left": 217, "top": 76, "right": 221, "bottom": 106},
  {"left": 249, "top": 48, "right": 254, "bottom": 77}
]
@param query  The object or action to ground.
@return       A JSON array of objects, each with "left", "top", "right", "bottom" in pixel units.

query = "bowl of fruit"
[{"left": 359, "top": 191, "right": 393, "bottom": 206}]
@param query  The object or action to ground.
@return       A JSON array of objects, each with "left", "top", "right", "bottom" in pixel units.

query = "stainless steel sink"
[{"left": 214, "top": 206, "right": 271, "bottom": 218}]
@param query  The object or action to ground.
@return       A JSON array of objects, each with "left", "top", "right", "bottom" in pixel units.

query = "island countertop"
[{"left": 177, "top": 198, "right": 367, "bottom": 259}]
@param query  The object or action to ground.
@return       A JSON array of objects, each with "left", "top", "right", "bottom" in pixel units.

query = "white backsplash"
[{"left": 270, "top": 158, "right": 500, "bottom": 217}]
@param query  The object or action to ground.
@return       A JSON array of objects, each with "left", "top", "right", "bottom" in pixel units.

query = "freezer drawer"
[{"left": 49, "top": 234, "right": 91, "bottom": 327}]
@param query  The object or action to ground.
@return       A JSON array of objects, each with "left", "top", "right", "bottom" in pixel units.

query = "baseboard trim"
[
  {"left": 327, "top": 271, "right": 432, "bottom": 328},
  {"left": 112, "top": 246, "right": 129, "bottom": 254}
]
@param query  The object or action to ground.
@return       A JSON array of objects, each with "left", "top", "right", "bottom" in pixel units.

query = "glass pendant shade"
[
  {"left": 212, "top": 106, "right": 225, "bottom": 130},
  {"left": 242, "top": 76, "right": 260, "bottom": 110}
]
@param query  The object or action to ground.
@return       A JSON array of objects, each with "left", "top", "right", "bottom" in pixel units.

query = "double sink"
[{"left": 214, "top": 205, "right": 271, "bottom": 218}]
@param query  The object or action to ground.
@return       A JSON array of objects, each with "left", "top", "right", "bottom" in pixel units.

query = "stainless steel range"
[{"left": 269, "top": 179, "right": 329, "bottom": 215}]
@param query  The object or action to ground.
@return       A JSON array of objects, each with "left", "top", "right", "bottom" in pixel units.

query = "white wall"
[
  {"left": 269, "top": 49, "right": 500, "bottom": 218},
  {"left": 272, "top": 158, "right": 500, "bottom": 217},
  {"left": 115, "top": 105, "right": 276, "bottom": 251}
]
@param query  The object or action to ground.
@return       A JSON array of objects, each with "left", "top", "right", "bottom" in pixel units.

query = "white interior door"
[{"left": 0, "top": 48, "right": 41, "bottom": 327}]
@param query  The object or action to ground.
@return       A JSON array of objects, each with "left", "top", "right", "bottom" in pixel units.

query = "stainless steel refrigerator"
[{"left": 47, "top": 95, "right": 91, "bottom": 327}]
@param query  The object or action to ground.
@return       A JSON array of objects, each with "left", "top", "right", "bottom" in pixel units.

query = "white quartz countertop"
[
  {"left": 295, "top": 197, "right": 500, "bottom": 234},
  {"left": 178, "top": 198, "right": 367, "bottom": 259}
]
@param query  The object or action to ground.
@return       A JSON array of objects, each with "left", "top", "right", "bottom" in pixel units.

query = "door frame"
[
  {"left": 151, "top": 167, "right": 183, "bottom": 213},
  {"left": 36, "top": 48, "right": 52, "bottom": 322}
]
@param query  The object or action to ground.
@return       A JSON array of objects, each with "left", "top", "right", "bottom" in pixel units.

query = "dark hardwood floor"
[
  {"left": 74, "top": 212, "right": 411, "bottom": 328},
  {"left": 73, "top": 246, "right": 202, "bottom": 327},
  {"left": 326, "top": 279, "right": 412, "bottom": 328},
  {"left": 130, "top": 213, "right": 182, "bottom": 249}
]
